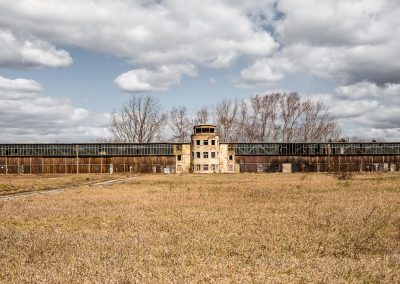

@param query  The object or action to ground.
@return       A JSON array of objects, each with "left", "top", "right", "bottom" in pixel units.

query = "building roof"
[{"left": 193, "top": 124, "right": 216, "bottom": 129}]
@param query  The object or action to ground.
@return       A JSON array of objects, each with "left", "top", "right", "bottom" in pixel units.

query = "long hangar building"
[{"left": 1, "top": 124, "right": 400, "bottom": 174}]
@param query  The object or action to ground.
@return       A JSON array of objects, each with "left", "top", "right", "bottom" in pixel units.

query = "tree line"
[{"left": 111, "top": 93, "right": 341, "bottom": 143}]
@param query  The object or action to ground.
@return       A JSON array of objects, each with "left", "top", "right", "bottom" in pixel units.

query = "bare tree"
[
  {"left": 235, "top": 100, "right": 251, "bottom": 142},
  {"left": 227, "top": 92, "right": 340, "bottom": 143},
  {"left": 298, "top": 99, "right": 340, "bottom": 142},
  {"left": 195, "top": 106, "right": 210, "bottom": 125},
  {"left": 111, "top": 95, "right": 167, "bottom": 143},
  {"left": 214, "top": 98, "right": 239, "bottom": 142},
  {"left": 169, "top": 106, "right": 192, "bottom": 142},
  {"left": 279, "top": 92, "right": 302, "bottom": 142},
  {"left": 250, "top": 93, "right": 280, "bottom": 142}
]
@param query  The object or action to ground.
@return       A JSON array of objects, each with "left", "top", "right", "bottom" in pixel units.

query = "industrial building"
[{"left": 1, "top": 124, "right": 400, "bottom": 174}]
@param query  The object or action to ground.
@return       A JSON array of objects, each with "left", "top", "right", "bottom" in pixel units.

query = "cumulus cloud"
[
  {"left": 274, "top": 0, "right": 400, "bottom": 85},
  {"left": 237, "top": 0, "right": 400, "bottom": 86},
  {"left": 115, "top": 64, "right": 197, "bottom": 92},
  {"left": 2, "top": 0, "right": 400, "bottom": 88},
  {"left": 0, "top": 76, "right": 111, "bottom": 142},
  {"left": 273, "top": 42, "right": 400, "bottom": 84},
  {"left": 0, "top": 75, "right": 42, "bottom": 93},
  {"left": 310, "top": 81, "right": 400, "bottom": 140},
  {"left": 236, "top": 57, "right": 294, "bottom": 88},
  {"left": 0, "top": 0, "right": 277, "bottom": 68},
  {"left": 0, "top": 29, "right": 72, "bottom": 68}
]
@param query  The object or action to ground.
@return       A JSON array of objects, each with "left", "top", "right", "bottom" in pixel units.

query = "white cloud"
[
  {"left": 268, "top": 0, "right": 400, "bottom": 85},
  {"left": 0, "top": 0, "right": 277, "bottom": 68},
  {"left": 2, "top": 0, "right": 400, "bottom": 89},
  {"left": 274, "top": 42, "right": 400, "bottom": 84},
  {"left": 0, "top": 29, "right": 72, "bottom": 68},
  {"left": 309, "top": 80, "right": 400, "bottom": 140},
  {"left": 236, "top": 57, "right": 295, "bottom": 88},
  {"left": 0, "top": 75, "right": 42, "bottom": 93},
  {"left": 114, "top": 64, "right": 197, "bottom": 92},
  {"left": 236, "top": 0, "right": 400, "bottom": 87},
  {"left": 241, "top": 59, "right": 284, "bottom": 82},
  {"left": 0, "top": 76, "right": 111, "bottom": 142},
  {"left": 276, "top": 0, "right": 395, "bottom": 46}
]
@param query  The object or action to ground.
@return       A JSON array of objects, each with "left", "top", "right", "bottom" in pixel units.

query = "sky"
[{"left": 0, "top": 0, "right": 400, "bottom": 142}]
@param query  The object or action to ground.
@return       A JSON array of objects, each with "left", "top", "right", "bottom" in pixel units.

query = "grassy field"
[
  {"left": 0, "top": 174, "right": 129, "bottom": 196},
  {"left": 0, "top": 173, "right": 399, "bottom": 283}
]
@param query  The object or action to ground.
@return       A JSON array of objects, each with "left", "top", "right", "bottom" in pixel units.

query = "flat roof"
[{"left": 193, "top": 124, "right": 216, "bottom": 128}]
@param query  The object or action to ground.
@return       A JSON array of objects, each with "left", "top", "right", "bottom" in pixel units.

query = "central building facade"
[{"left": 175, "top": 124, "right": 236, "bottom": 174}]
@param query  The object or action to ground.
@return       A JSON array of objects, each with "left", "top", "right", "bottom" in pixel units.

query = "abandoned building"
[{"left": 1, "top": 124, "right": 400, "bottom": 174}]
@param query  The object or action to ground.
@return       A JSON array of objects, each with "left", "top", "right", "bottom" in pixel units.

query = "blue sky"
[{"left": 0, "top": 0, "right": 399, "bottom": 142}]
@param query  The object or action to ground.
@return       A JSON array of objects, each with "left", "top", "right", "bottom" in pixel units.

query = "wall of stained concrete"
[
  {"left": 191, "top": 131, "right": 221, "bottom": 173},
  {"left": 175, "top": 144, "right": 191, "bottom": 173}
]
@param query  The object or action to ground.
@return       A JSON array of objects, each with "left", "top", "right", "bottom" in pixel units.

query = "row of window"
[
  {"left": 194, "top": 127, "right": 215, "bottom": 134},
  {"left": 193, "top": 164, "right": 234, "bottom": 172},
  {"left": 235, "top": 143, "right": 400, "bottom": 156},
  {"left": 191, "top": 152, "right": 234, "bottom": 160},
  {"left": 194, "top": 139, "right": 217, "bottom": 146},
  {"left": 192, "top": 151, "right": 217, "bottom": 159},
  {"left": 195, "top": 164, "right": 218, "bottom": 172},
  {"left": 0, "top": 144, "right": 175, "bottom": 157}
]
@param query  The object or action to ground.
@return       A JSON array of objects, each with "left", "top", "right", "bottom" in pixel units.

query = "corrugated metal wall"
[
  {"left": 235, "top": 155, "right": 400, "bottom": 173},
  {"left": 0, "top": 156, "right": 175, "bottom": 174}
]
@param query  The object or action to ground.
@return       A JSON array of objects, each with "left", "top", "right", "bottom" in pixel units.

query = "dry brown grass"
[
  {"left": 0, "top": 174, "right": 129, "bottom": 195},
  {"left": 0, "top": 173, "right": 399, "bottom": 283}
]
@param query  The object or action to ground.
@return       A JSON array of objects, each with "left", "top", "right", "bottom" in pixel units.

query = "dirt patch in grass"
[
  {"left": 0, "top": 174, "right": 131, "bottom": 195},
  {"left": 0, "top": 173, "right": 399, "bottom": 282}
]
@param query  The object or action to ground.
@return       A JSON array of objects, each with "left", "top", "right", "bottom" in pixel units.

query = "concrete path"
[{"left": 0, "top": 176, "right": 137, "bottom": 201}]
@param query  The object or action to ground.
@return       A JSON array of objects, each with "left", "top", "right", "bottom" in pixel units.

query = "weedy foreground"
[{"left": 0, "top": 173, "right": 399, "bottom": 283}]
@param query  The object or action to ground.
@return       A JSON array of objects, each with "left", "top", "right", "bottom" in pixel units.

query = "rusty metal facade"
[{"left": 1, "top": 140, "right": 400, "bottom": 174}]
